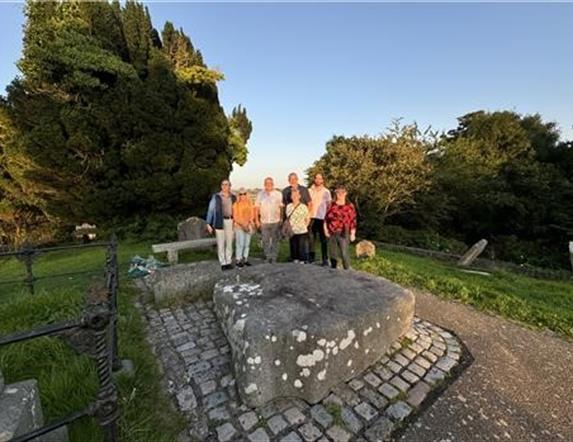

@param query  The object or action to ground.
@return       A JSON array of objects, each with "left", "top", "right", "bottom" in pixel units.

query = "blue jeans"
[{"left": 235, "top": 229, "right": 252, "bottom": 261}]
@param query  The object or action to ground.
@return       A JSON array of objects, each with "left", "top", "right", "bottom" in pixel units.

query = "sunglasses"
[{"left": 239, "top": 192, "right": 247, "bottom": 196}]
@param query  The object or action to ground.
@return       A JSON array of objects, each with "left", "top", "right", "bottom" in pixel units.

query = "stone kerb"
[{"left": 213, "top": 264, "right": 415, "bottom": 407}]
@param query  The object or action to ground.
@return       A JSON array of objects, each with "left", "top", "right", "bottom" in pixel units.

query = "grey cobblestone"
[
  {"left": 284, "top": 407, "right": 306, "bottom": 425},
  {"left": 239, "top": 411, "right": 259, "bottom": 431},
  {"left": 354, "top": 402, "right": 378, "bottom": 421},
  {"left": 326, "top": 425, "right": 352, "bottom": 442},
  {"left": 389, "top": 376, "right": 410, "bottom": 393},
  {"left": 385, "top": 401, "right": 413, "bottom": 421},
  {"left": 216, "top": 422, "right": 236, "bottom": 442},
  {"left": 249, "top": 427, "right": 271, "bottom": 442},
  {"left": 378, "top": 383, "right": 400, "bottom": 400},
  {"left": 363, "top": 372, "right": 383, "bottom": 388},
  {"left": 299, "top": 422, "right": 323, "bottom": 441},
  {"left": 281, "top": 431, "right": 303, "bottom": 442},
  {"left": 268, "top": 414, "right": 289, "bottom": 435},
  {"left": 340, "top": 406, "right": 363, "bottom": 433},
  {"left": 310, "top": 404, "right": 333, "bottom": 429},
  {"left": 204, "top": 390, "right": 228, "bottom": 410},
  {"left": 359, "top": 387, "right": 388, "bottom": 410},
  {"left": 364, "top": 416, "right": 393, "bottom": 442},
  {"left": 406, "top": 381, "right": 431, "bottom": 407}
]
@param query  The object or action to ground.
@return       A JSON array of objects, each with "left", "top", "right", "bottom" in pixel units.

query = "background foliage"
[
  {"left": 0, "top": 0, "right": 251, "bottom": 245},
  {"left": 310, "top": 111, "right": 573, "bottom": 269}
]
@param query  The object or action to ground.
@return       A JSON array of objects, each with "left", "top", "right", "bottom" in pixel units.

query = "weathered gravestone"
[
  {"left": 213, "top": 264, "right": 415, "bottom": 407},
  {"left": 177, "top": 217, "right": 208, "bottom": 242},
  {"left": 457, "top": 239, "right": 488, "bottom": 267}
]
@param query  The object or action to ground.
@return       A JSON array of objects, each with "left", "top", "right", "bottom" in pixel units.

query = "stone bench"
[
  {"left": 152, "top": 238, "right": 216, "bottom": 264},
  {"left": 214, "top": 263, "right": 415, "bottom": 407}
]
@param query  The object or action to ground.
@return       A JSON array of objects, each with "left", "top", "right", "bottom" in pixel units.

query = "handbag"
[{"left": 281, "top": 204, "right": 300, "bottom": 239}]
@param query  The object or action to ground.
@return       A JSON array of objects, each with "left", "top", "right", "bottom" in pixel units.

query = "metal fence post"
[
  {"left": 85, "top": 303, "right": 119, "bottom": 442},
  {"left": 106, "top": 233, "right": 121, "bottom": 371},
  {"left": 22, "top": 245, "right": 36, "bottom": 295}
]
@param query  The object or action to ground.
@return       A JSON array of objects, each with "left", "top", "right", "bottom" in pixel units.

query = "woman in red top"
[{"left": 323, "top": 184, "right": 357, "bottom": 269}]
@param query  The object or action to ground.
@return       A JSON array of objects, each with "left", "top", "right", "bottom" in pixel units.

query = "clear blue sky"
[{"left": 1, "top": 2, "right": 572, "bottom": 188}]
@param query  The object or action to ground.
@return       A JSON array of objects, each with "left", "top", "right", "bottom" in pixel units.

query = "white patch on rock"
[
  {"left": 332, "top": 346, "right": 339, "bottom": 355},
  {"left": 265, "top": 335, "right": 270, "bottom": 340},
  {"left": 376, "top": 322, "right": 381, "bottom": 328},
  {"left": 294, "top": 380, "right": 303, "bottom": 388},
  {"left": 292, "top": 330, "right": 307, "bottom": 342},
  {"left": 274, "top": 359, "right": 281, "bottom": 366},
  {"left": 326, "top": 340, "right": 336, "bottom": 348},
  {"left": 317, "top": 339, "right": 327, "bottom": 347},
  {"left": 301, "top": 368, "right": 311, "bottom": 377},
  {"left": 339, "top": 330, "right": 356, "bottom": 350},
  {"left": 365, "top": 349, "right": 370, "bottom": 354},
  {"left": 254, "top": 356, "right": 261, "bottom": 364},
  {"left": 271, "top": 335, "right": 277, "bottom": 342},
  {"left": 296, "top": 349, "right": 325, "bottom": 367},
  {"left": 354, "top": 341, "right": 360, "bottom": 349},
  {"left": 233, "top": 319, "right": 245, "bottom": 333},
  {"left": 317, "top": 369, "right": 326, "bottom": 380},
  {"left": 347, "top": 359, "right": 353, "bottom": 367},
  {"left": 245, "top": 383, "right": 258, "bottom": 394},
  {"left": 282, "top": 373, "right": 288, "bottom": 381},
  {"left": 363, "top": 327, "right": 373, "bottom": 336}
]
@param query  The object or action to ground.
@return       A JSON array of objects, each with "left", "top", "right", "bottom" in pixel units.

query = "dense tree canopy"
[{"left": 0, "top": 0, "right": 251, "bottom": 244}]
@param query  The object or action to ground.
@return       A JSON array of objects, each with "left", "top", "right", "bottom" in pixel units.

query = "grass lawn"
[
  {"left": 0, "top": 241, "right": 187, "bottom": 442},
  {"left": 353, "top": 249, "right": 573, "bottom": 338},
  {"left": 1, "top": 237, "right": 571, "bottom": 441}
]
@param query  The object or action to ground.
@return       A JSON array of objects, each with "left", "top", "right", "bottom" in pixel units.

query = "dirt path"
[{"left": 397, "top": 290, "right": 573, "bottom": 441}]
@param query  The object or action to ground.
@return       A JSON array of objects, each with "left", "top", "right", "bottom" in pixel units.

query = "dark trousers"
[
  {"left": 290, "top": 233, "right": 309, "bottom": 262},
  {"left": 309, "top": 218, "right": 328, "bottom": 263},
  {"left": 329, "top": 232, "right": 350, "bottom": 269}
]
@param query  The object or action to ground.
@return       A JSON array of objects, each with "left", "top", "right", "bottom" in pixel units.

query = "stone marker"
[
  {"left": 144, "top": 259, "right": 263, "bottom": 302},
  {"left": 356, "top": 240, "right": 376, "bottom": 259},
  {"left": 178, "top": 217, "right": 209, "bottom": 241},
  {"left": 457, "top": 239, "right": 488, "bottom": 267},
  {"left": 213, "top": 264, "right": 415, "bottom": 407}
]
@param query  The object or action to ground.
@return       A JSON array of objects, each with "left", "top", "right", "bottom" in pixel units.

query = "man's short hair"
[
  {"left": 264, "top": 177, "right": 274, "bottom": 183},
  {"left": 288, "top": 172, "right": 298, "bottom": 180}
]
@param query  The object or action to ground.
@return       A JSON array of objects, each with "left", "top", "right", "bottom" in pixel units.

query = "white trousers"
[{"left": 215, "top": 219, "right": 234, "bottom": 265}]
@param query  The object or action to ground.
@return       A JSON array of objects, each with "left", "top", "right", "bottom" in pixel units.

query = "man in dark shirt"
[{"left": 282, "top": 172, "right": 312, "bottom": 207}]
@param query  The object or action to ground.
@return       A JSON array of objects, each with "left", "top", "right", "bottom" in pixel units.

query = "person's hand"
[
  {"left": 324, "top": 231, "right": 330, "bottom": 239},
  {"left": 350, "top": 232, "right": 356, "bottom": 242},
  {"left": 206, "top": 225, "right": 213, "bottom": 235}
]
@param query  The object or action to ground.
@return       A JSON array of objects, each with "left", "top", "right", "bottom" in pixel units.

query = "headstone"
[
  {"left": 177, "top": 217, "right": 208, "bottom": 241},
  {"left": 0, "top": 379, "right": 68, "bottom": 442},
  {"left": 355, "top": 240, "right": 376, "bottom": 259},
  {"left": 213, "top": 264, "right": 415, "bottom": 407},
  {"left": 457, "top": 239, "right": 488, "bottom": 267}
]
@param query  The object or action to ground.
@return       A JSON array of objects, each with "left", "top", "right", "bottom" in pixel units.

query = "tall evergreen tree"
[{"left": 0, "top": 0, "right": 249, "bottom": 243}]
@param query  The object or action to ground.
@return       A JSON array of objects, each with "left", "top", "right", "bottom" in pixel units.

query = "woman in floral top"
[
  {"left": 286, "top": 188, "right": 310, "bottom": 263},
  {"left": 324, "top": 184, "right": 357, "bottom": 269}
]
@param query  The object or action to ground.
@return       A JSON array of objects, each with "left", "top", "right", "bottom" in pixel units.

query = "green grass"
[
  {"left": 353, "top": 249, "right": 573, "bottom": 338},
  {"left": 0, "top": 241, "right": 186, "bottom": 441}
]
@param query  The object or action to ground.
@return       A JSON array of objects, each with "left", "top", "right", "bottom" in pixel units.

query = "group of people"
[{"left": 205, "top": 173, "right": 357, "bottom": 271}]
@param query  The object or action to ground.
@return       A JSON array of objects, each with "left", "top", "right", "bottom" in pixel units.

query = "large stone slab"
[
  {"left": 178, "top": 217, "right": 209, "bottom": 241},
  {"left": 213, "top": 264, "right": 415, "bottom": 407}
]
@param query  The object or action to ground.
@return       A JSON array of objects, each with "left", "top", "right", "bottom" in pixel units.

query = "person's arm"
[
  {"left": 232, "top": 204, "right": 240, "bottom": 229},
  {"left": 349, "top": 204, "right": 357, "bottom": 242},
  {"left": 323, "top": 208, "right": 331, "bottom": 238},
  {"left": 206, "top": 195, "right": 215, "bottom": 234}
]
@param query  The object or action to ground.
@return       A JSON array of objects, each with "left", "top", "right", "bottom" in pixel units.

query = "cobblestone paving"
[{"left": 143, "top": 300, "right": 465, "bottom": 441}]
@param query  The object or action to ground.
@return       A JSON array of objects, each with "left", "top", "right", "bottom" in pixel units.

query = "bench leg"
[{"left": 167, "top": 249, "right": 178, "bottom": 264}]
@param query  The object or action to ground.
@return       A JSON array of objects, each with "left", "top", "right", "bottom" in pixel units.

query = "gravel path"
[{"left": 398, "top": 290, "right": 573, "bottom": 442}]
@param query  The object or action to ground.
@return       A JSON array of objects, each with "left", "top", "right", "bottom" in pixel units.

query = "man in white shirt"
[
  {"left": 255, "top": 177, "right": 284, "bottom": 263},
  {"left": 308, "top": 173, "right": 332, "bottom": 266}
]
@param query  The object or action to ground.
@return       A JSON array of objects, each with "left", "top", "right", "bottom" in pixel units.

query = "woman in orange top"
[{"left": 232, "top": 188, "right": 255, "bottom": 267}]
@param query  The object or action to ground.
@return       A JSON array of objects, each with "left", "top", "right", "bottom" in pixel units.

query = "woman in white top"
[{"left": 285, "top": 188, "right": 310, "bottom": 263}]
